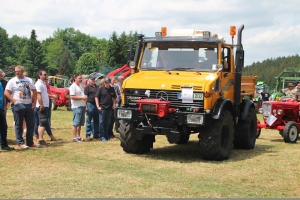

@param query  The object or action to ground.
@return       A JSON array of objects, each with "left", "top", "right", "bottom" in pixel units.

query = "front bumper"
[{"left": 116, "top": 107, "right": 212, "bottom": 126}]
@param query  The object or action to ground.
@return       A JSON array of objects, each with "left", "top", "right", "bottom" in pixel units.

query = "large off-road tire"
[
  {"left": 51, "top": 100, "right": 57, "bottom": 111},
  {"left": 119, "top": 119, "right": 155, "bottom": 154},
  {"left": 176, "top": 133, "right": 190, "bottom": 144},
  {"left": 283, "top": 121, "right": 299, "bottom": 143},
  {"left": 198, "top": 110, "right": 234, "bottom": 161},
  {"left": 234, "top": 107, "right": 257, "bottom": 149},
  {"left": 172, "top": 125, "right": 190, "bottom": 144}
]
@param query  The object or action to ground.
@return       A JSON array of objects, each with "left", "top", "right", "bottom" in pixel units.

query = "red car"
[{"left": 257, "top": 97, "right": 300, "bottom": 143}]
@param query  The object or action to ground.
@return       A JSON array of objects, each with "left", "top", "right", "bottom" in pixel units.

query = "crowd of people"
[{"left": 0, "top": 65, "right": 124, "bottom": 150}]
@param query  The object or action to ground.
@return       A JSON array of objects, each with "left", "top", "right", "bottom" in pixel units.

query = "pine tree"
[{"left": 23, "top": 30, "right": 45, "bottom": 77}]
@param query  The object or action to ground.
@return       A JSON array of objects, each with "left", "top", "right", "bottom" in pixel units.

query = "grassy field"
[{"left": 1, "top": 107, "right": 300, "bottom": 198}]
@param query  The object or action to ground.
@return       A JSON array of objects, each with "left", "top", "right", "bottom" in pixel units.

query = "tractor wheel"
[
  {"left": 283, "top": 121, "right": 299, "bottom": 143},
  {"left": 175, "top": 133, "right": 190, "bottom": 144},
  {"left": 234, "top": 107, "right": 257, "bottom": 149},
  {"left": 175, "top": 125, "right": 190, "bottom": 144},
  {"left": 51, "top": 100, "right": 57, "bottom": 111},
  {"left": 119, "top": 119, "right": 155, "bottom": 154},
  {"left": 198, "top": 110, "right": 234, "bottom": 161}
]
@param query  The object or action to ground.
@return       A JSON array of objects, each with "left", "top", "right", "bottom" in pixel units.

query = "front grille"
[
  {"left": 262, "top": 103, "right": 271, "bottom": 118},
  {"left": 124, "top": 89, "right": 204, "bottom": 110}
]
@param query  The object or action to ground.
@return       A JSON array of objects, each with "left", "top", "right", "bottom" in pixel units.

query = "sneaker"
[
  {"left": 77, "top": 137, "right": 85, "bottom": 142},
  {"left": 29, "top": 144, "right": 41, "bottom": 148},
  {"left": 18, "top": 145, "right": 29, "bottom": 149},
  {"left": 1, "top": 146, "right": 15, "bottom": 151},
  {"left": 73, "top": 138, "right": 81, "bottom": 142},
  {"left": 100, "top": 137, "right": 107, "bottom": 142},
  {"left": 85, "top": 137, "right": 93, "bottom": 141},
  {"left": 38, "top": 140, "right": 49, "bottom": 146}
]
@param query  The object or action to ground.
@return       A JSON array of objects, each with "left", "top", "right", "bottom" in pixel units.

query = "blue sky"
[{"left": 1, "top": 0, "right": 300, "bottom": 66}]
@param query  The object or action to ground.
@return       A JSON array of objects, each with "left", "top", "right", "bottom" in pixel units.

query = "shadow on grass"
[{"left": 138, "top": 140, "right": 274, "bottom": 163}]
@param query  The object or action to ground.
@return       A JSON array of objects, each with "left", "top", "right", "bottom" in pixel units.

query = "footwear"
[
  {"left": 73, "top": 138, "right": 81, "bottom": 142},
  {"left": 85, "top": 137, "right": 93, "bottom": 141},
  {"left": 93, "top": 134, "right": 100, "bottom": 139},
  {"left": 18, "top": 145, "right": 29, "bottom": 149},
  {"left": 77, "top": 137, "right": 85, "bottom": 142},
  {"left": 1, "top": 146, "right": 15, "bottom": 151},
  {"left": 29, "top": 144, "right": 41, "bottom": 148},
  {"left": 100, "top": 137, "right": 107, "bottom": 142},
  {"left": 38, "top": 140, "right": 49, "bottom": 146}
]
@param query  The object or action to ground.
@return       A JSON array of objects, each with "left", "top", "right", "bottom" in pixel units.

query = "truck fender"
[
  {"left": 211, "top": 98, "right": 235, "bottom": 120},
  {"left": 240, "top": 99, "right": 255, "bottom": 120}
]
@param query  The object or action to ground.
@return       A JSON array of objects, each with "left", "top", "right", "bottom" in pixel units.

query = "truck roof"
[{"left": 143, "top": 36, "right": 222, "bottom": 43}]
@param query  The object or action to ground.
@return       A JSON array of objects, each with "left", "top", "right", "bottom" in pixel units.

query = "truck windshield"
[{"left": 140, "top": 42, "right": 218, "bottom": 72}]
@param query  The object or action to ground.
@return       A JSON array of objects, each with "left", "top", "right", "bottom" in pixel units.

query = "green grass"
[{"left": 1, "top": 108, "right": 300, "bottom": 198}]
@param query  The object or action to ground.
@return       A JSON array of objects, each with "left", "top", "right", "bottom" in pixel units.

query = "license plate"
[{"left": 177, "top": 93, "right": 203, "bottom": 100}]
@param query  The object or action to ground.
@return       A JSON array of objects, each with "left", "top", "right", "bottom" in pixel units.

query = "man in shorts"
[{"left": 70, "top": 74, "right": 87, "bottom": 142}]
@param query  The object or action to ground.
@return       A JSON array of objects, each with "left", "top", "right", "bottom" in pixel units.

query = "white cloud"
[{"left": 1, "top": 0, "right": 300, "bottom": 66}]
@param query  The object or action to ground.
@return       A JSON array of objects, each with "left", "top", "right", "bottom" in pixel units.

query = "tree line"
[
  {"left": 0, "top": 27, "right": 138, "bottom": 77},
  {"left": 243, "top": 54, "right": 300, "bottom": 91}
]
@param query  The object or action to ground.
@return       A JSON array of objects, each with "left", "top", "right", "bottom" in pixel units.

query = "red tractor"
[
  {"left": 257, "top": 97, "right": 300, "bottom": 143},
  {"left": 50, "top": 86, "right": 71, "bottom": 111}
]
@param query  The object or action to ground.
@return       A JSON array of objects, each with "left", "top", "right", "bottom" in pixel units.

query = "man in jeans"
[
  {"left": 84, "top": 77, "right": 99, "bottom": 140},
  {"left": 95, "top": 77, "right": 116, "bottom": 142},
  {"left": 4, "top": 65, "right": 39, "bottom": 149}
]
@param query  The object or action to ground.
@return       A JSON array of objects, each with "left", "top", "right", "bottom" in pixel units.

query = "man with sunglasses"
[
  {"left": 34, "top": 69, "right": 52, "bottom": 146},
  {"left": 282, "top": 82, "right": 295, "bottom": 97},
  {"left": 4, "top": 65, "right": 39, "bottom": 149}
]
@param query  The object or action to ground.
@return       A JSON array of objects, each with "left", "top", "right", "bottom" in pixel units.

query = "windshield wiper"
[{"left": 170, "top": 68, "right": 194, "bottom": 71}]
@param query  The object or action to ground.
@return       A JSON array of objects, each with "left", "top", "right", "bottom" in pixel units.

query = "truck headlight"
[
  {"left": 187, "top": 114, "right": 203, "bottom": 124},
  {"left": 117, "top": 109, "right": 132, "bottom": 119}
]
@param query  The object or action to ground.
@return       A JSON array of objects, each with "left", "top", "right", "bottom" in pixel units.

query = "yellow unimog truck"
[{"left": 116, "top": 25, "right": 257, "bottom": 161}]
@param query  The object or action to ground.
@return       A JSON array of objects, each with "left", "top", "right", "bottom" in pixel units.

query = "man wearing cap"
[
  {"left": 201, "top": 47, "right": 218, "bottom": 69},
  {"left": 84, "top": 76, "right": 100, "bottom": 140},
  {"left": 4, "top": 65, "right": 39, "bottom": 149},
  {"left": 282, "top": 83, "right": 295, "bottom": 97},
  {"left": 0, "top": 69, "right": 14, "bottom": 150},
  {"left": 95, "top": 77, "right": 116, "bottom": 142}
]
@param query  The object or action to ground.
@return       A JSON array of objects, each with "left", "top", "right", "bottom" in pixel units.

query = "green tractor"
[
  {"left": 270, "top": 68, "right": 300, "bottom": 101},
  {"left": 253, "top": 81, "right": 270, "bottom": 113}
]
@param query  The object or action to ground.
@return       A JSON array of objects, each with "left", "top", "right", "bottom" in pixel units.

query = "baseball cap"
[{"left": 104, "top": 77, "right": 111, "bottom": 83}]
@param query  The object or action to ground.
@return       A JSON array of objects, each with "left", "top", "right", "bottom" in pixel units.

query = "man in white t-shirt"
[
  {"left": 35, "top": 69, "right": 52, "bottom": 146},
  {"left": 70, "top": 74, "right": 87, "bottom": 142},
  {"left": 4, "top": 65, "right": 38, "bottom": 149}
]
